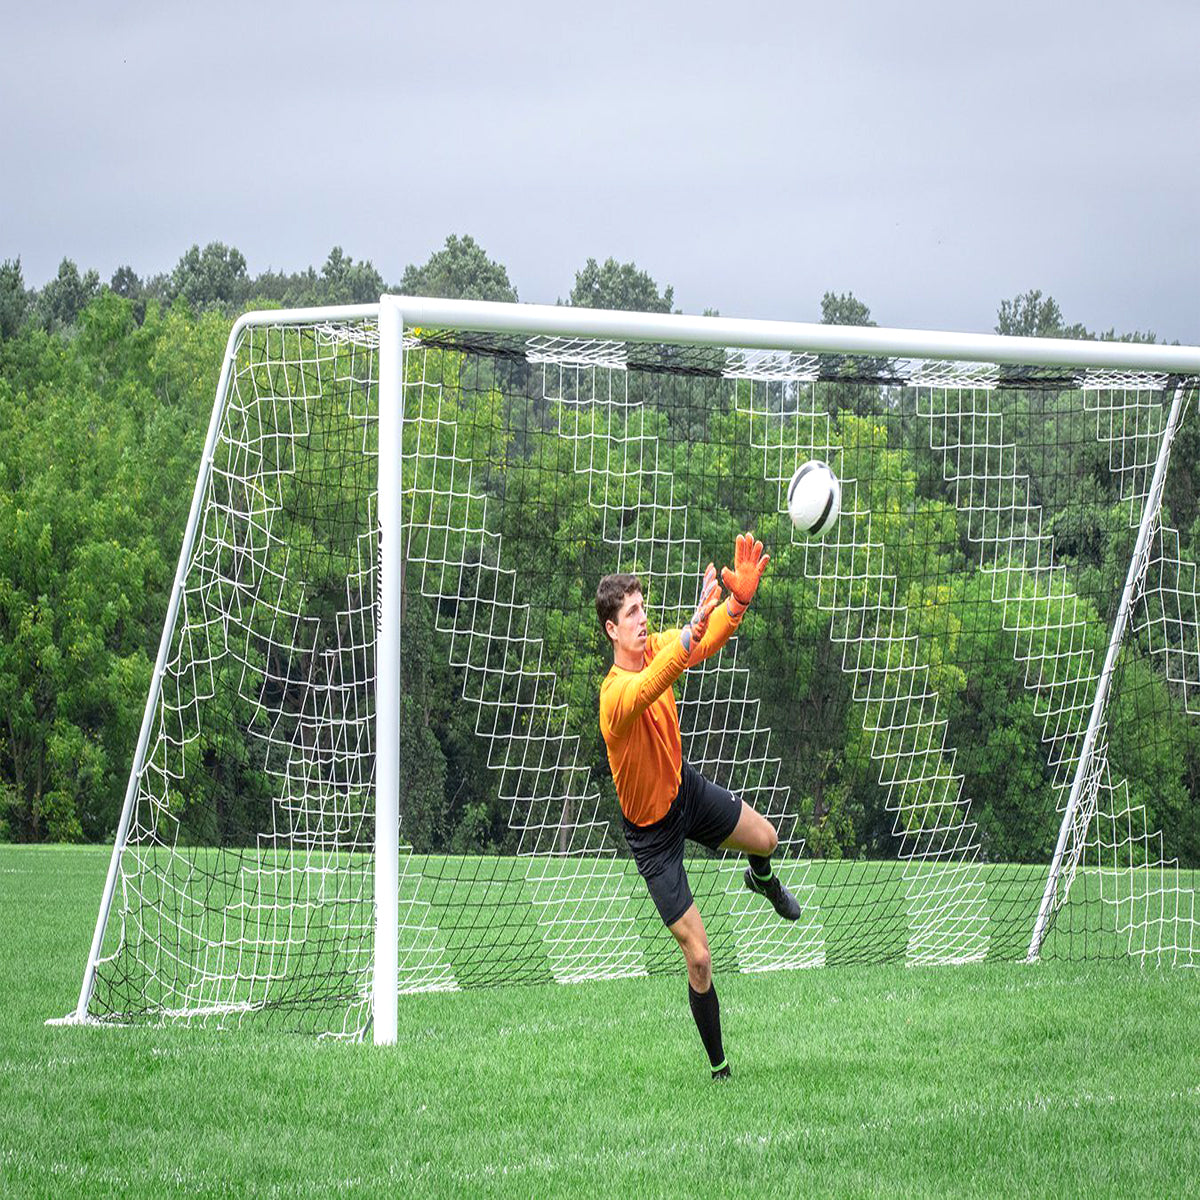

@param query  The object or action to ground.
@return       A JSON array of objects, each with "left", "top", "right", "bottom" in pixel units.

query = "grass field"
[{"left": 2, "top": 845, "right": 1198, "bottom": 1196}]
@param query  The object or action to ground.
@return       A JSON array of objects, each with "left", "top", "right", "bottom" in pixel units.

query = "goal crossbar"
[{"left": 383, "top": 295, "right": 1200, "bottom": 373}]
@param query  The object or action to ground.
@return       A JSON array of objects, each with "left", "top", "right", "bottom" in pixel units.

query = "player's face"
[{"left": 611, "top": 590, "right": 648, "bottom": 657}]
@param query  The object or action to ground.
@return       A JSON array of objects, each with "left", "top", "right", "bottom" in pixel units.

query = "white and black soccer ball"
[{"left": 787, "top": 460, "right": 841, "bottom": 537}]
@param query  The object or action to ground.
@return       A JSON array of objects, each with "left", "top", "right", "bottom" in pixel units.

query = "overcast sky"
[{"left": 3, "top": 1, "right": 1198, "bottom": 341}]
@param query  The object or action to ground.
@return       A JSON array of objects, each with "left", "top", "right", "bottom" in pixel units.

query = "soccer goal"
[{"left": 70, "top": 296, "right": 1200, "bottom": 1042}]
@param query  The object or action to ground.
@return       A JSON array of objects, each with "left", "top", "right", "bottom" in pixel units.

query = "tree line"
[{"left": 0, "top": 236, "right": 682, "bottom": 338}]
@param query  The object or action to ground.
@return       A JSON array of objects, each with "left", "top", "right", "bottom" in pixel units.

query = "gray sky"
[{"left": 4, "top": 0, "right": 1198, "bottom": 341}]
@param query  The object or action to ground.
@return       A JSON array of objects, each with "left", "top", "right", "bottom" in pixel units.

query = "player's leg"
[
  {"left": 720, "top": 798, "right": 778, "bottom": 860},
  {"left": 721, "top": 803, "right": 801, "bottom": 919},
  {"left": 721, "top": 800, "right": 785, "bottom": 897},
  {"left": 667, "top": 902, "right": 730, "bottom": 1080},
  {"left": 682, "top": 762, "right": 800, "bottom": 923},
  {"left": 622, "top": 801, "right": 729, "bottom": 1078}
]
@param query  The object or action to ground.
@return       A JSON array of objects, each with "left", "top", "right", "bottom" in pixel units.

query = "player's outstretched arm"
[{"left": 720, "top": 532, "right": 770, "bottom": 617}]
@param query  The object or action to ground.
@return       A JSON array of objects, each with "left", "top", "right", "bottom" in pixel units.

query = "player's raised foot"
[{"left": 744, "top": 867, "right": 801, "bottom": 921}]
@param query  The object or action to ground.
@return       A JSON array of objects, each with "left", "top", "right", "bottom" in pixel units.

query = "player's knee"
[
  {"left": 688, "top": 947, "right": 712, "bottom": 990},
  {"left": 686, "top": 940, "right": 711, "bottom": 974},
  {"left": 763, "top": 823, "right": 778, "bottom": 856}
]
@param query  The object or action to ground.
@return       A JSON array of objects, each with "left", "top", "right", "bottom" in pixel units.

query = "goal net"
[{"left": 74, "top": 298, "right": 1200, "bottom": 1039}]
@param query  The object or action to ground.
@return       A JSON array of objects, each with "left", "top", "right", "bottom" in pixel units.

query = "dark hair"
[{"left": 596, "top": 573, "right": 643, "bottom": 644}]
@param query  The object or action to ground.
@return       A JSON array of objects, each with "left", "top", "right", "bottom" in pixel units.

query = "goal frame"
[{"left": 73, "top": 294, "right": 1200, "bottom": 1044}]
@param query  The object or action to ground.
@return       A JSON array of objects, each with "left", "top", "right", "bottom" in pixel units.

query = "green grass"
[{"left": 2, "top": 845, "right": 1198, "bottom": 1196}]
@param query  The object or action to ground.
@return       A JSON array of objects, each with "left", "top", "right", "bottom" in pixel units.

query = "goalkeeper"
[{"left": 597, "top": 533, "right": 799, "bottom": 1081}]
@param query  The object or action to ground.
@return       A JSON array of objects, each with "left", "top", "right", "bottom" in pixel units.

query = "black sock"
[
  {"left": 748, "top": 854, "right": 773, "bottom": 882},
  {"left": 688, "top": 980, "right": 726, "bottom": 1072}
]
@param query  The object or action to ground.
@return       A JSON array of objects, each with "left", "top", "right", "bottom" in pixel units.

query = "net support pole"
[
  {"left": 1027, "top": 381, "right": 1189, "bottom": 962},
  {"left": 373, "top": 298, "right": 403, "bottom": 1044}
]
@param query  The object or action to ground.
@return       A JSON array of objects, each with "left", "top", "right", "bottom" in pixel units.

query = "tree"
[
  {"left": 110, "top": 265, "right": 143, "bottom": 300},
  {"left": 110, "top": 266, "right": 147, "bottom": 324},
  {"left": 247, "top": 264, "right": 320, "bottom": 309},
  {"left": 819, "top": 290, "right": 880, "bottom": 414},
  {"left": 142, "top": 271, "right": 173, "bottom": 306},
  {"left": 568, "top": 257, "right": 672, "bottom": 312},
  {"left": 33, "top": 258, "right": 100, "bottom": 330},
  {"left": 0, "top": 290, "right": 229, "bottom": 842},
  {"left": 995, "top": 289, "right": 1089, "bottom": 339},
  {"left": 399, "top": 234, "right": 517, "bottom": 302},
  {"left": 169, "top": 242, "right": 250, "bottom": 310},
  {"left": 319, "top": 246, "right": 385, "bottom": 305},
  {"left": 820, "top": 290, "right": 875, "bottom": 327},
  {"left": 1094, "top": 325, "right": 1159, "bottom": 345},
  {"left": 0, "top": 258, "right": 28, "bottom": 340}
]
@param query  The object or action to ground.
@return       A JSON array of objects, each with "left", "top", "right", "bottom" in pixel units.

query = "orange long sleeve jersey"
[{"left": 599, "top": 602, "right": 743, "bottom": 827}]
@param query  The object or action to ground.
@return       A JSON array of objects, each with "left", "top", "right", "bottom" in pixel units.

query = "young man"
[{"left": 597, "top": 533, "right": 800, "bottom": 1080}]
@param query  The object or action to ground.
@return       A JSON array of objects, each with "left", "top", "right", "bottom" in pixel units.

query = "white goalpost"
[{"left": 68, "top": 296, "right": 1200, "bottom": 1043}]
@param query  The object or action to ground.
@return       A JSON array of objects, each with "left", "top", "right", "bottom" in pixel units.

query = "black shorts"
[{"left": 622, "top": 760, "right": 743, "bottom": 928}]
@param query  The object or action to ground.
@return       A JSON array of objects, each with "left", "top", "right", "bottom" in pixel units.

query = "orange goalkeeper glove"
[
  {"left": 680, "top": 563, "right": 722, "bottom": 653},
  {"left": 721, "top": 533, "right": 770, "bottom": 616}
]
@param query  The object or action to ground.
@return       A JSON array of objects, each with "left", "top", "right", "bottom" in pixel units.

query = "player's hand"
[
  {"left": 721, "top": 533, "right": 770, "bottom": 614},
  {"left": 681, "top": 563, "right": 721, "bottom": 652}
]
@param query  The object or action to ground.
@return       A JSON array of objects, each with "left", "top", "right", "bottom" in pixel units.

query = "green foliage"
[
  {"left": 995, "top": 287, "right": 1160, "bottom": 344},
  {"left": 399, "top": 234, "right": 517, "bottom": 302},
  {"left": 108, "top": 266, "right": 146, "bottom": 323},
  {"left": 0, "top": 292, "right": 225, "bottom": 841},
  {"left": 109, "top": 265, "right": 142, "bottom": 300},
  {"left": 317, "top": 246, "right": 385, "bottom": 304},
  {"left": 251, "top": 246, "right": 387, "bottom": 308},
  {"left": 568, "top": 256, "right": 673, "bottom": 312},
  {"left": 0, "top": 253, "right": 1195, "bottom": 872},
  {"left": 995, "top": 288, "right": 1086, "bottom": 338},
  {"left": 0, "top": 258, "right": 29, "bottom": 340},
  {"left": 33, "top": 258, "right": 100, "bottom": 331},
  {"left": 1107, "top": 654, "right": 1200, "bottom": 865},
  {"left": 169, "top": 242, "right": 250, "bottom": 310},
  {"left": 818, "top": 292, "right": 884, "bottom": 414},
  {"left": 821, "top": 290, "right": 875, "bottom": 327}
]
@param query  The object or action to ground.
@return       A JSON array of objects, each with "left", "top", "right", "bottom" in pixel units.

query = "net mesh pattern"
[{"left": 86, "top": 320, "right": 1199, "bottom": 1037}]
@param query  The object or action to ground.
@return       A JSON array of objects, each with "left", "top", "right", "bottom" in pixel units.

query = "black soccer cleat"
[
  {"left": 744, "top": 868, "right": 801, "bottom": 921},
  {"left": 712, "top": 1062, "right": 732, "bottom": 1081}
]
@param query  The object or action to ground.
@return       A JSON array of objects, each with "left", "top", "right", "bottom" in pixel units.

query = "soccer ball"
[{"left": 787, "top": 460, "right": 841, "bottom": 536}]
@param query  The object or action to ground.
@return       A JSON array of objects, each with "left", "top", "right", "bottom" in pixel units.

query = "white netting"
[
  {"left": 732, "top": 369, "right": 988, "bottom": 964},
  {"left": 723, "top": 348, "right": 821, "bottom": 383},
  {"left": 539, "top": 342, "right": 825, "bottom": 972},
  {"left": 916, "top": 377, "right": 1198, "bottom": 961},
  {"left": 400, "top": 348, "right": 648, "bottom": 984},
  {"left": 98, "top": 321, "right": 386, "bottom": 1034}
]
